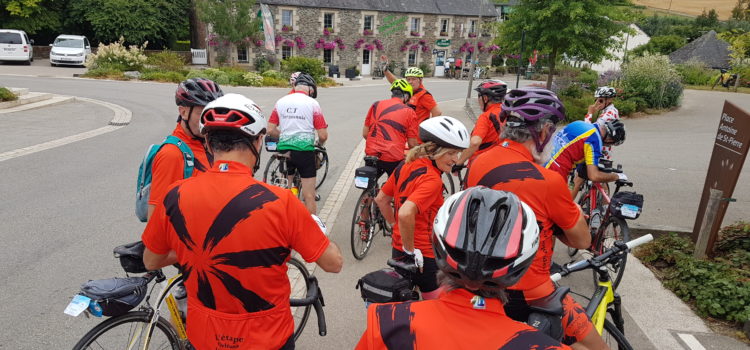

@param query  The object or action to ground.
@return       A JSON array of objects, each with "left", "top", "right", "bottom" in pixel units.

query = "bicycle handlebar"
[
  {"left": 387, "top": 258, "right": 418, "bottom": 275},
  {"left": 551, "top": 234, "right": 653, "bottom": 282},
  {"left": 289, "top": 275, "right": 327, "bottom": 336}
]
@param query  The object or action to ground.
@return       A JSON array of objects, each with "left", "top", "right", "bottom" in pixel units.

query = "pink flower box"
[
  {"left": 363, "top": 29, "right": 373, "bottom": 36},
  {"left": 282, "top": 25, "right": 293, "bottom": 32},
  {"left": 410, "top": 31, "right": 421, "bottom": 37},
  {"left": 468, "top": 32, "right": 477, "bottom": 38}
]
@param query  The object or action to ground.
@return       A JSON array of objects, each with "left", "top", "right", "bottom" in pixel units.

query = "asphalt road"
[{"left": 2, "top": 62, "right": 749, "bottom": 349}]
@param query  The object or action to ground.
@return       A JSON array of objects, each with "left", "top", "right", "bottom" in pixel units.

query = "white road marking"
[
  {"left": 677, "top": 333, "right": 706, "bottom": 350},
  {"left": 0, "top": 97, "right": 131, "bottom": 162}
]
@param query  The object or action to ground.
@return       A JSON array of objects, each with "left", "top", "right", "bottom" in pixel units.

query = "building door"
[
  {"left": 434, "top": 50, "right": 446, "bottom": 77},
  {"left": 362, "top": 50, "right": 371, "bottom": 76}
]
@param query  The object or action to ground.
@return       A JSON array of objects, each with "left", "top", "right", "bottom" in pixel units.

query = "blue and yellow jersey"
[{"left": 545, "top": 121, "right": 603, "bottom": 180}]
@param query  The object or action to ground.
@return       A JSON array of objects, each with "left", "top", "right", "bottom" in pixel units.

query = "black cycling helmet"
[
  {"left": 474, "top": 80, "right": 508, "bottom": 101},
  {"left": 175, "top": 78, "right": 224, "bottom": 107},
  {"left": 603, "top": 119, "right": 626, "bottom": 146},
  {"left": 433, "top": 187, "right": 539, "bottom": 291},
  {"left": 293, "top": 72, "right": 318, "bottom": 98}
]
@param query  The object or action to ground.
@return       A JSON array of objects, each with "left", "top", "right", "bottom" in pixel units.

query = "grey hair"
[
  {"left": 500, "top": 115, "right": 556, "bottom": 143},
  {"left": 437, "top": 270, "right": 508, "bottom": 303}
]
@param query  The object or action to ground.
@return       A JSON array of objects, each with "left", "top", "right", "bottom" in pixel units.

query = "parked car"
[
  {"left": 0, "top": 29, "right": 34, "bottom": 65},
  {"left": 49, "top": 34, "right": 91, "bottom": 67}
]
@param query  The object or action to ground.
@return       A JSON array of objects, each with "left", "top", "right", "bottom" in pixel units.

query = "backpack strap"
[{"left": 163, "top": 135, "right": 195, "bottom": 178}]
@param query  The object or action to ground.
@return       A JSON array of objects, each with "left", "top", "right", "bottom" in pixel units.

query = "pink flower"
[
  {"left": 364, "top": 44, "right": 375, "bottom": 51},
  {"left": 283, "top": 39, "right": 295, "bottom": 47},
  {"left": 468, "top": 46, "right": 475, "bottom": 52},
  {"left": 421, "top": 45, "right": 429, "bottom": 53},
  {"left": 410, "top": 44, "right": 419, "bottom": 51},
  {"left": 282, "top": 25, "right": 293, "bottom": 32},
  {"left": 254, "top": 40, "right": 264, "bottom": 47},
  {"left": 315, "top": 42, "right": 323, "bottom": 49},
  {"left": 400, "top": 46, "right": 408, "bottom": 52},
  {"left": 468, "top": 32, "right": 477, "bottom": 38},
  {"left": 363, "top": 29, "right": 373, "bottom": 36},
  {"left": 338, "top": 44, "right": 346, "bottom": 49},
  {"left": 323, "top": 42, "right": 336, "bottom": 50},
  {"left": 410, "top": 31, "right": 421, "bottom": 37}
]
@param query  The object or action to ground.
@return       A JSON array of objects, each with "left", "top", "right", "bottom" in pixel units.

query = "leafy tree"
[
  {"left": 196, "top": 0, "right": 260, "bottom": 65},
  {"left": 631, "top": 35, "right": 686, "bottom": 57},
  {"left": 696, "top": 9, "right": 720, "bottom": 29},
  {"left": 66, "top": 0, "right": 189, "bottom": 48},
  {"left": 0, "top": 0, "right": 64, "bottom": 34},
  {"left": 732, "top": 0, "right": 749, "bottom": 21},
  {"left": 499, "top": 0, "right": 627, "bottom": 89}
]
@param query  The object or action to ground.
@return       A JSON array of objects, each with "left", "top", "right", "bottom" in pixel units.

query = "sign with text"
[
  {"left": 436, "top": 39, "right": 451, "bottom": 47},
  {"left": 378, "top": 15, "right": 408, "bottom": 38},
  {"left": 692, "top": 101, "right": 750, "bottom": 254}
]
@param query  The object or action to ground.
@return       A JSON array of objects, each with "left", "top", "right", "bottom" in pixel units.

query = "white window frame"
[
  {"left": 437, "top": 17, "right": 450, "bottom": 37},
  {"left": 281, "top": 45, "right": 293, "bottom": 60},
  {"left": 323, "top": 12, "right": 335, "bottom": 31},
  {"left": 323, "top": 48, "right": 334, "bottom": 65},
  {"left": 278, "top": 7, "right": 295, "bottom": 32},
  {"left": 410, "top": 17, "right": 421, "bottom": 33},
  {"left": 237, "top": 46, "right": 249, "bottom": 63},
  {"left": 408, "top": 50, "right": 419, "bottom": 66},
  {"left": 362, "top": 12, "right": 378, "bottom": 35}
]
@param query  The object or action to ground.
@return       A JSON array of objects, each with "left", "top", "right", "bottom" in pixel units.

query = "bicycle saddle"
[{"left": 527, "top": 286, "right": 570, "bottom": 316}]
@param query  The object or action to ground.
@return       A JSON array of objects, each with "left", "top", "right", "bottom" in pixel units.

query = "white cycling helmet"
[
  {"left": 594, "top": 86, "right": 617, "bottom": 98},
  {"left": 418, "top": 116, "right": 470, "bottom": 149},
  {"left": 200, "top": 93, "right": 267, "bottom": 137}
]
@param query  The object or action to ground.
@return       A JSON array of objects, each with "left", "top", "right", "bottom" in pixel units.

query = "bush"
[
  {"left": 172, "top": 40, "right": 190, "bottom": 52},
  {"left": 615, "top": 99, "right": 637, "bottom": 116},
  {"left": 494, "top": 66, "right": 507, "bottom": 75},
  {"left": 281, "top": 57, "right": 326, "bottom": 82},
  {"left": 243, "top": 72, "right": 263, "bottom": 87},
  {"left": 418, "top": 62, "right": 432, "bottom": 76},
  {"left": 0, "top": 87, "right": 17, "bottom": 102},
  {"left": 218, "top": 66, "right": 249, "bottom": 86},
  {"left": 631, "top": 35, "right": 686, "bottom": 57},
  {"left": 261, "top": 70, "right": 285, "bottom": 80},
  {"left": 255, "top": 56, "right": 272, "bottom": 73},
  {"left": 85, "top": 37, "right": 147, "bottom": 71},
  {"left": 732, "top": 64, "right": 750, "bottom": 88},
  {"left": 261, "top": 76, "right": 288, "bottom": 87},
  {"left": 83, "top": 67, "right": 129, "bottom": 80},
  {"left": 577, "top": 68, "right": 599, "bottom": 90},
  {"left": 318, "top": 77, "right": 339, "bottom": 87},
  {"left": 186, "top": 68, "right": 230, "bottom": 85},
  {"left": 560, "top": 93, "right": 593, "bottom": 122},
  {"left": 141, "top": 69, "right": 186, "bottom": 83},
  {"left": 675, "top": 60, "right": 714, "bottom": 85},
  {"left": 635, "top": 229, "right": 750, "bottom": 324},
  {"left": 146, "top": 50, "right": 186, "bottom": 72},
  {"left": 621, "top": 54, "right": 683, "bottom": 109}
]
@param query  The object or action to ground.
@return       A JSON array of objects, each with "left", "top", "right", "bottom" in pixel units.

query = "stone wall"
[{"left": 214, "top": 5, "right": 496, "bottom": 76}]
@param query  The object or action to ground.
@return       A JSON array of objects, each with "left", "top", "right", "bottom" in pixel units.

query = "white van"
[
  {"left": 50, "top": 34, "right": 91, "bottom": 67},
  {"left": 0, "top": 29, "right": 34, "bottom": 64}
]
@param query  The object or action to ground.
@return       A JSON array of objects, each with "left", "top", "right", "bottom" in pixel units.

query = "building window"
[
  {"left": 324, "top": 13, "right": 334, "bottom": 30},
  {"left": 282, "top": 9, "right": 293, "bottom": 27},
  {"left": 282, "top": 45, "right": 292, "bottom": 60},
  {"left": 469, "top": 20, "right": 477, "bottom": 33},
  {"left": 440, "top": 19, "right": 449, "bottom": 35},
  {"left": 410, "top": 18, "right": 421, "bottom": 33},
  {"left": 363, "top": 50, "right": 370, "bottom": 64},
  {"left": 237, "top": 47, "right": 248, "bottom": 63},
  {"left": 364, "top": 15, "right": 373, "bottom": 31},
  {"left": 323, "top": 48, "right": 333, "bottom": 64},
  {"left": 408, "top": 50, "right": 417, "bottom": 66}
]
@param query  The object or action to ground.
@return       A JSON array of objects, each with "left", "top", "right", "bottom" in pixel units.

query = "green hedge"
[
  {"left": 0, "top": 87, "right": 17, "bottom": 102},
  {"left": 635, "top": 224, "right": 750, "bottom": 324},
  {"left": 676, "top": 60, "right": 714, "bottom": 86},
  {"left": 141, "top": 69, "right": 186, "bottom": 83},
  {"left": 281, "top": 57, "right": 326, "bottom": 82},
  {"left": 146, "top": 50, "right": 186, "bottom": 73}
]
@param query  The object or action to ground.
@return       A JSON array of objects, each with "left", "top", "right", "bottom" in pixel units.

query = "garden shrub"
[
  {"left": 615, "top": 99, "right": 637, "bottom": 116},
  {"left": 318, "top": 77, "right": 339, "bottom": 87},
  {"left": 635, "top": 229, "right": 750, "bottom": 324},
  {"left": 261, "top": 70, "right": 285, "bottom": 80},
  {"left": 172, "top": 40, "right": 191, "bottom": 52},
  {"left": 141, "top": 69, "right": 186, "bottom": 83},
  {"left": 186, "top": 68, "right": 230, "bottom": 85},
  {"left": 621, "top": 54, "right": 683, "bottom": 109},
  {"left": 560, "top": 94, "right": 592, "bottom": 122},
  {"left": 675, "top": 59, "right": 714, "bottom": 85},
  {"left": 84, "top": 67, "right": 128, "bottom": 80},
  {"left": 281, "top": 57, "right": 326, "bottom": 82},
  {"left": 255, "top": 56, "right": 272, "bottom": 73},
  {"left": 0, "top": 87, "right": 17, "bottom": 102},
  {"left": 146, "top": 50, "right": 186, "bottom": 72},
  {"left": 732, "top": 64, "right": 750, "bottom": 88},
  {"left": 418, "top": 62, "right": 432, "bottom": 76},
  {"left": 85, "top": 37, "right": 147, "bottom": 71},
  {"left": 218, "top": 67, "right": 249, "bottom": 86},
  {"left": 262, "top": 76, "right": 288, "bottom": 87},
  {"left": 243, "top": 72, "right": 263, "bottom": 87},
  {"left": 577, "top": 68, "right": 599, "bottom": 90}
]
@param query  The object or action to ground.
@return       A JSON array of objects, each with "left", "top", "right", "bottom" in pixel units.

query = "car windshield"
[
  {"left": 0, "top": 33, "right": 22, "bottom": 44},
  {"left": 54, "top": 38, "right": 84, "bottom": 48}
]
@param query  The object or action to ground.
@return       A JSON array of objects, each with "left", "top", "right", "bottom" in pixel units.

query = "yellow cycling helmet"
[
  {"left": 404, "top": 67, "right": 424, "bottom": 78},
  {"left": 390, "top": 79, "right": 414, "bottom": 98}
]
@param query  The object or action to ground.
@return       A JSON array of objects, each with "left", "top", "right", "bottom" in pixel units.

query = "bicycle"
[
  {"left": 549, "top": 234, "right": 654, "bottom": 350},
  {"left": 69, "top": 243, "right": 327, "bottom": 349},
  {"left": 263, "top": 137, "right": 328, "bottom": 198},
  {"left": 711, "top": 69, "right": 738, "bottom": 90},
  {"left": 568, "top": 160, "right": 641, "bottom": 290},
  {"left": 351, "top": 156, "right": 393, "bottom": 260}
]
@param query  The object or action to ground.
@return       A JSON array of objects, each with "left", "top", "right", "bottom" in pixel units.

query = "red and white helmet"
[
  {"left": 433, "top": 187, "right": 539, "bottom": 291},
  {"left": 199, "top": 93, "right": 267, "bottom": 137}
]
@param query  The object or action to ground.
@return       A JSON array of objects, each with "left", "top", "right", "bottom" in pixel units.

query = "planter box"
[{"left": 345, "top": 68, "right": 358, "bottom": 79}]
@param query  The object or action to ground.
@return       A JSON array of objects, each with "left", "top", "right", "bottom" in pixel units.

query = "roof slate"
[
  {"left": 668, "top": 30, "right": 731, "bottom": 69},
  {"left": 260, "top": 0, "right": 499, "bottom": 17}
]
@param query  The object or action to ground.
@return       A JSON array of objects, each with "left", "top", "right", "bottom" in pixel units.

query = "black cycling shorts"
[
  {"left": 575, "top": 163, "right": 589, "bottom": 181},
  {"left": 377, "top": 160, "right": 402, "bottom": 179},
  {"left": 283, "top": 150, "right": 316, "bottom": 179},
  {"left": 392, "top": 248, "right": 439, "bottom": 293}
]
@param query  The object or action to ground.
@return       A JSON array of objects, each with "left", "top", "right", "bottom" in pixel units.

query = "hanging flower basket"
[
  {"left": 364, "top": 44, "right": 375, "bottom": 51},
  {"left": 254, "top": 40, "right": 264, "bottom": 47},
  {"left": 421, "top": 45, "right": 430, "bottom": 53},
  {"left": 374, "top": 40, "right": 384, "bottom": 51},
  {"left": 323, "top": 27, "right": 334, "bottom": 36},
  {"left": 323, "top": 42, "right": 336, "bottom": 50},
  {"left": 295, "top": 37, "right": 306, "bottom": 49},
  {"left": 354, "top": 39, "right": 365, "bottom": 49},
  {"left": 409, "top": 44, "right": 419, "bottom": 51},
  {"left": 468, "top": 46, "right": 475, "bottom": 53},
  {"left": 283, "top": 39, "right": 295, "bottom": 47},
  {"left": 400, "top": 46, "right": 408, "bottom": 52}
]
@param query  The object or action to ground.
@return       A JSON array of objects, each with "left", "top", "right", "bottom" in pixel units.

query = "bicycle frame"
[
  {"left": 585, "top": 278, "right": 616, "bottom": 335},
  {"left": 139, "top": 273, "right": 187, "bottom": 349}
]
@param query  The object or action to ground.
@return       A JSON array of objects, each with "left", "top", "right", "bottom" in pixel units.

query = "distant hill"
[{"left": 631, "top": 0, "right": 736, "bottom": 20}]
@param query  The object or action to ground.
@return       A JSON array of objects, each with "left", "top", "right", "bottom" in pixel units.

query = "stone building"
[{"left": 210, "top": 0, "right": 499, "bottom": 77}]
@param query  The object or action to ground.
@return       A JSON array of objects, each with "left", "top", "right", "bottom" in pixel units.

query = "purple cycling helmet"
[{"left": 500, "top": 88, "right": 566, "bottom": 152}]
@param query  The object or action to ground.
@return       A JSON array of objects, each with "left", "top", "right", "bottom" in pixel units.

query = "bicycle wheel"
[
  {"left": 72, "top": 311, "right": 181, "bottom": 350},
  {"left": 315, "top": 150, "right": 328, "bottom": 190},
  {"left": 602, "top": 319, "right": 633, "bottom": 350},
  {"left": 263, "top": 155, "right": 286, "bottom": 188},
  {"left": 442, "top": 173, "right": 455, "bottom": 196},
  {"left": 287, "top": 258, "right": 312, "bottom": 341},
  {"left": 593, "top": 216, "right": 630, "bottom": 290},
  {"left": 350, "top": 190, "right": 375, "bottom": 260}
]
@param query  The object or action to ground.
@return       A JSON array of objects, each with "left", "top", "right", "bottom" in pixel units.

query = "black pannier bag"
[
  {"left": 356, "top": 268, "right": 412, "bottom": 304},
  {"left": 80, "top": 277, "right": 149, "bottom": 316},
  {"left": 609, "top": 191, "right": 644, "bottom": 220},
  {"left": 354, "top": 166, "right": 378, "bottom": 190}
]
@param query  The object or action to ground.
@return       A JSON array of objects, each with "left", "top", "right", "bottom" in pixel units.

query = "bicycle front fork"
[{"left": 610, "top": 294, "right": 626, "bottom": 334}]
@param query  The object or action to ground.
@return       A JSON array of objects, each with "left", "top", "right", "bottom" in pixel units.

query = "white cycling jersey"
[{"left": 269, "top": 92, "right": 327, "bottom": 151}]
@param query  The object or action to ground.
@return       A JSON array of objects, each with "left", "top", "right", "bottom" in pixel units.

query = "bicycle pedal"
[{"left": 315, "top": 194, "right": 321, "bottom": 201}]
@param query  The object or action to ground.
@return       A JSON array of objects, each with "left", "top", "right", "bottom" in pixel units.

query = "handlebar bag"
[
  {"left": 610, "top": 191, "right": 644, "bottom": 220},
  {"left": 80, "top": 277, "right": 148, "bottom": 316},
  {"left": 356, "top": 268, "right": 411, "bottom": 304}
]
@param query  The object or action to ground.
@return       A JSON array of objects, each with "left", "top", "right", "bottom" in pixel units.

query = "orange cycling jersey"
[
  {"left": 365, "top": 97, "right": 419, "bottom": 162},
  {"left": 142, "top": 161, "right": 330, "bottom": 350},
  {"left": 470, "top": 103, "right": 504, "bottom": 161},
  {"left": 406, "top": 85, "right": 437, "bottom": 124},
  {"left": 148, "top": 124, "right": 211, "bottom": 206},
  {"left": 356, "top": 288, "right": 572, "bottom": 350},
  {"left": 380, "top": 158, "right": 443, "bottom": 258}
]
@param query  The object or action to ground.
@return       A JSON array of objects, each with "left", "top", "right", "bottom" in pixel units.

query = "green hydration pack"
[{"left": 135, "top": 136, "right": 194, "bottom": 222}]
